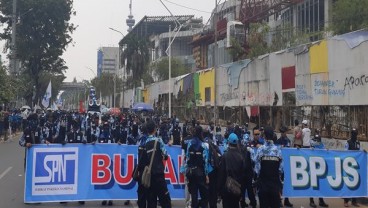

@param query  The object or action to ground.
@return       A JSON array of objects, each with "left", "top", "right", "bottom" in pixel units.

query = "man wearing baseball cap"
[
  {"left": 302, "top": 120, "right": 312, "bottom": 148},
  {"left": 217, "top": 133, "right": 247, "bottom": 208}
]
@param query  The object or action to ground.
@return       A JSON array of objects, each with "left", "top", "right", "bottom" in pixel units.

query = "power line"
[{"left": 161, "top": 0, "right": 212, "bottom": 14}]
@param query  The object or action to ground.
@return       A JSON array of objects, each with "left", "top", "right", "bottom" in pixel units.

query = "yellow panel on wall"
[
  {"left": 310, "top": 40, "right": 328, "bottom": 74},
  {"left": 198, "top": 68, "right": 215, "bottom": 106},
  {"left": 143, "top": 88, "right": 150, "bottom": 103}
]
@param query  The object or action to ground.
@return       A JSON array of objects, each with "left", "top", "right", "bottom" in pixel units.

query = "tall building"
[{"left": 97, "top": 47, "right": 119, "bottom": 77}]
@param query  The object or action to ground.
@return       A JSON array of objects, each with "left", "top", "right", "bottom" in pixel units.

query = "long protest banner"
[
  {"left": 283, "top": 148, "right": 367, "bottom": 198},
  {"left": 25, "top": 145, "right": 368, "bottom": 203},
  {"left": 24, "top": 144, "right": 185, "bottom": 203}
]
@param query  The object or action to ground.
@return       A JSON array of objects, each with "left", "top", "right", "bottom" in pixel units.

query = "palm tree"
[{"left": 120, "top": 35, "right": 150, "bottom": 87}]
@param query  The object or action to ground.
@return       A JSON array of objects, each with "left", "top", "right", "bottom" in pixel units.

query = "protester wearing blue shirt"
[
  {"left": 185, "top": 125, "right": 210, "bottom": 208},
  {"left": 254, "top": 126, "right": 282, "bottom": 208}
]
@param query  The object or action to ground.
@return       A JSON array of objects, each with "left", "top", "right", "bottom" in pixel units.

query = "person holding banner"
[
  {"left": 254, "top": 126, "right": 282, "bottom": 208},
  {"left": 276, "top": 126, "right": 293, "bottom": 208},
  {"left": 66, "top": 120, "right": 86, "bottom": 205},
  {"left": 138, "top": 120, "right": 172, "bottom": 208},
  {"left": 302, "top": 121, "right": 329, "bottom": 208},
  {"left": 343, "top": 128, "right": 361, "bottom": 207}
]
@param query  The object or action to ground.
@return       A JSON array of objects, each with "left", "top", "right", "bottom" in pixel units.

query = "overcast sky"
[{"left": 61, "top": 0, "right": 214, "bottom": 82}]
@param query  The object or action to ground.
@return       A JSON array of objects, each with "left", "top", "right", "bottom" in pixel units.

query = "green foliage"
[
  {"left": 90, "top": 73, "right": 123, "bottom": 98},
  {"left": 120, "top": 35, "right": 150, "bottom": 87},
  {"left": 227, "top": 38, "right": 246, "bottom": 62},
  {"left": 0, "top": 66, "right": 16, "bottom": 104},
  {"left": 151, "top": 57, "right": 191, "bottom": 81},
  {"left": 0, "top": 0, "right": 76, "bottom": 104},
  {"left": 331, "top": 0, "right": 368, "bottom": 35},
  {"left": 247, "top": 23, "right": 270, "bottom": 59},
  {"left": 269, "top": 24, "right": 320, "bottom": 52}
]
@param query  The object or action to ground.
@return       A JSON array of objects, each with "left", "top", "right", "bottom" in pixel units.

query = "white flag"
[{"left": 41, "top": 81, "right": 52, "bottom": 108}]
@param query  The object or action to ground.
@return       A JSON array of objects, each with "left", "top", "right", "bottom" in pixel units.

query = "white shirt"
[{"left": 302, "top": 127, "right": 312, "bottom": 147}]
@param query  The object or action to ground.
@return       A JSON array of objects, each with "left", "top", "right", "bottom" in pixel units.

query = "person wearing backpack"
[
  {"left": 293, "top": 119, "right": 302, "bottom": 147},
  {"left": 181, "top": 125, "right": 194, "bottom": 208},
  {"left": 185, "top": 125, "right": 210, "bottom": 208},
  {"left": 217, "top": 133, "right": 247, "bottom": 208},
  {"left": 239, "top": 138, "right": 257, "bottom": 208},
  {"left": 138, "top": 120, "right": 171, "bottom": 208},
  {"left": 207, "top": 136, "right": 222, "bottom": 208}
]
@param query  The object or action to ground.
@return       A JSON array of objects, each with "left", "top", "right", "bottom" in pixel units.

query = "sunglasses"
[{"left": 254, "top": 133, "right": 260, "bottom": 135}]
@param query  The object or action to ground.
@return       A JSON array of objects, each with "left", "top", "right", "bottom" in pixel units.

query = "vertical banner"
[
  {"left": 283, "top": 148, "right": 367, "bottom": 197},
  {"left": 24, "top": 144, "right": 185, "bottom": 203}
]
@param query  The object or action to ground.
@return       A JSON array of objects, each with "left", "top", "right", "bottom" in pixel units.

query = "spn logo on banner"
[
  {"left": 25, "top": 144, "right": 185, "bottom": 203},
  {"left": 283, "top": 148, "right": 367, "bottom": 197},
  {"left": 32, "top": 148, "right": 78, "bottom": 195}
]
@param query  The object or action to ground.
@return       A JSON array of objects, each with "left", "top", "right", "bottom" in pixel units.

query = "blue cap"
[{"left": 228, "top": 133, "right": 238, "bottom": 144}]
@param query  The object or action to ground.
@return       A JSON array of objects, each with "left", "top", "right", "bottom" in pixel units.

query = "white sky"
[{"left": 62, "top": 0, "right": 214, "bottom": 82}]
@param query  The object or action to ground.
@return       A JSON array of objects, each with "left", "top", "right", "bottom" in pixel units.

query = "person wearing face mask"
[{"left": 343, "top": 128, "right": 361, "bottom": 207}]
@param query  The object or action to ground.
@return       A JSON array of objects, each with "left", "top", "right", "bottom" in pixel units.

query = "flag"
[{"left": 41, "top": 81, "right": 52, "bottom": 108}]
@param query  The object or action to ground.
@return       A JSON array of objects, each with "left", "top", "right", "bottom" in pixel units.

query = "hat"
[
  {"left": 351, "top": 128, "right": 358, "bottom": 137},
  {"left": 314, "top": 134, "right": 321, "bottom": 142},
  {"left": 228, "top": 133, "right": 238, "bottom": 144},
  {"left": 263, "top": 126, "right": 274, "bottom": 140},
  {"left": 302, "top": 120, "right": 308, "bottom": 125}
]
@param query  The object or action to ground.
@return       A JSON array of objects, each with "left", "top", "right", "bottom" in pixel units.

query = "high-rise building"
[{"left": 97, "top": 47, "right": 119, "bottom": 77}]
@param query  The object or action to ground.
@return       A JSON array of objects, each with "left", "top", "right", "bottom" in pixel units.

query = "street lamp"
[
  {"left": 108, "top": 27, "right": 125, "bottom": 109},
  {"left": 86, "top": 66, "right": 97, "bottom": 77}
]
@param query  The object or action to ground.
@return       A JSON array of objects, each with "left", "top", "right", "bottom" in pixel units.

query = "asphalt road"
[{"left": 0, "top": 134, "right": 367, "bottom": 208}]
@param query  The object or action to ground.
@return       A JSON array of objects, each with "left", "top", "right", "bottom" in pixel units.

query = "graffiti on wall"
[
  {"left": 344, "top": 74, "right": 368, "bottom": 91},
  {"left": 314, "top": 80, "right": 345, "bottom": 96},
  {"left": 220, "top": 90, "right": 239, "bottom": 103},
  {"left": 296, "top": 85, "right": 313, "bottom": 101},
  {"left": 245, "top": 94, "right": 256, "bottom": 105}
]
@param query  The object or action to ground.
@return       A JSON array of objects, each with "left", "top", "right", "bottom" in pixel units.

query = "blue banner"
[
  {"left": 24, "top": 144, "right": 185, "bottom": 203},
  {"left": 283, "top": 148, "right": 367, "bottom": 197}
]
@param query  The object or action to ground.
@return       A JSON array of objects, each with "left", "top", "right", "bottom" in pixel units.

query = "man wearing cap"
[
  {"left": 343, "top": 128, "right": 360, "bottom": 207},
  {"left": 254, "top": 126, "right": 282, "bottom": 208},
  {"left": 301, "top": 120, "right": 312, "bottom": 147},
  {"left": 301, "top": 121, "right": 329, "bottom": 208},
  {"left": 217, "top": 133, "right": 247, "bottom": 208}
]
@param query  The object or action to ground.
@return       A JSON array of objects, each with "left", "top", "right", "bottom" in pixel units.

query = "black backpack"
[{"left": 208, "top": 141, "right": 222, "bottom": 169}]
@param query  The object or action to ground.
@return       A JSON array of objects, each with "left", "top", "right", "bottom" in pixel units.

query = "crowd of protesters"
[{"left": 12, "top": 104, "right": 363, "bottom": 208}]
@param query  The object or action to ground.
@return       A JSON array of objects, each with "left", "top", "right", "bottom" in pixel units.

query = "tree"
[
  {"left": 120, "top": 35, "right": 150, "bottom": 87},
  {"left": 90, "top": 73, "right": 123, "bottom": 98},
  {"left": 151, "top": 57, "right": 191, "bottom": 81},
  {"left": 331, "top": 0, "right": 368, "bottom": 35},
  {"left": 247, "top": 23, "right": 270, "bottom": 59},
  {"left": 0, "top": 0, "right": 76, "bottom": 105},
  {"left": 227, "top": 37, "right": 247, "bottom": 62},
  {"left": 0, "top": 65, "right": 16, "bottom": 105}
]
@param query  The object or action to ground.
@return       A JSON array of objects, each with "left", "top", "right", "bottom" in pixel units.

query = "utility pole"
[
  {"left": 168, "top": 25, "right": 172, "bottom": 119},
  {"left": 10, "top": 0, "right": 17, "bottom": 75},
  {"left": 213, "top": 0, "right": 218, "bottom": 125}
]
